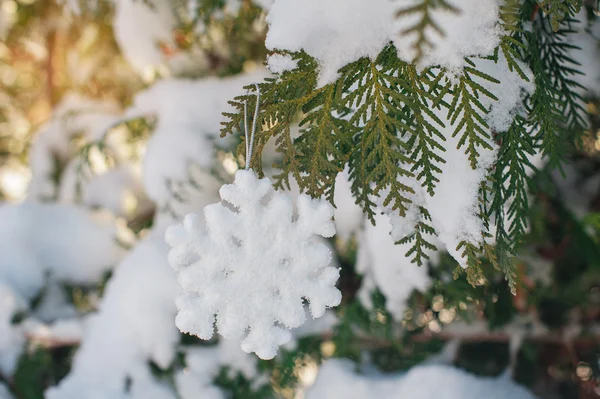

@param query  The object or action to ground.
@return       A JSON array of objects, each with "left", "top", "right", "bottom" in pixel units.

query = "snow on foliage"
[
  {"left": 0, "top": 383, "right": 12, "bottom": 399},
  {"left": 332, "top": 168, "right": 364, "bottom": 241},
  {"left": 394, "top": 0, "right": 504, "bottom": 71},
  {"left": 112, "top": 0, "right": 176, "bottom": 74},
  {"left": 262, "top": 0, "right": 537, "bottom": 268},
  {"left": 176, "top": 340, "right": 266, "bottom": 399},
  {"left": 357, "top": 214, "right": 435, "bottom": 320},
  {"left": 265, "top": 0, "right": 504, "bottom": 85},
  {"left": 166, "top": 169, "right": 342, "bottom": 359},
  {"left": 127, "top": 71, "right": 268, "bottom": 205},
  {"left": 46, "top": 230, "right": 181, "bottom": 399},
  {"left": 382, "top": 54, "right": 535, "bottom": 267},
  {"left": 266, "top": 0, "right": 395, "bottom": 86},
  {"left": 306, "top": 359, "right": 537, "bottom": 399},
  {"left": 27, "top": 95, "right": 121, "bottom": 200},
  {"left": 58, "top": 164, "right": 147, "bottom": 218},
  {"left": 0, "top": 203, "right": 123, "bottom": 375},
  {"left": 266, "top": 53, "right": 299, "bottom": 74}
]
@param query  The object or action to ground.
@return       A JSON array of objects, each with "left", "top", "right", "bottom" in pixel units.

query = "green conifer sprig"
[
  {"left": 492, "top": 115, "right": 537, "bottom": 245},
  {"left": 294, "top": 82, "right": 353, "bottom": 202},
  {"left": 402, "top": 66, "right": 448, "bottom": 196},
  {"left": 525, "top": 12, "right": 587, "bottom": 165},
  {"left": 498, "top": 0, "right": 532, "bottom": 81},
  {"left": 342, "top": 53, "right": 415, "bottom": 222},
  {"left": 488, "top": 114, "right": 535, "bottom": 293},
  {"left": 448, "top": 62, "right": 499, "bottom": 169}
]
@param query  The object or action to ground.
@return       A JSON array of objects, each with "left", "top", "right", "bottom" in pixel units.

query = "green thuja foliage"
[
  {"left": 448, "top": 62, "right": 498, "bottom": 169},
  {"left": 221, "top": 0, "right": 592, "bottom": 288},
  {"left": 525, "top": 8, "right": 587, "bottom": 165}
]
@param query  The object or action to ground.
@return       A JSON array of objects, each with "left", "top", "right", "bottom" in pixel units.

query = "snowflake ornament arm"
[{"left": 165, "top": 169, "right": 342, "bottom": 359}]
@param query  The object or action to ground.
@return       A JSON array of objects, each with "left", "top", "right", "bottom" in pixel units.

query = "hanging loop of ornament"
[{"left": 243, "top": 83, "right": 261, "bottom": 170}]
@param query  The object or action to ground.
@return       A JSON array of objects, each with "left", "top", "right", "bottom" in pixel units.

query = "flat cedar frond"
[
  {"left": 494, "top": 236, "right": 519, "bottom": 295},
  {"left": 397, "top": 207, "right": 438, "bottom": 266},
  {"left": 492, "top": 115, "right": 536, "bottom": 245},
  {"left": 498, "top": 0, "right": 531, "bottom": 81},
  {"left": 396, "top": 0, "right": 461, "bottom": 62},
  {"left": 448, "top": 64, "right": 499, "bottom": 169},
  {"left": 344, "top": 54, "right": 415, "bottom": 222},
  {"left": 401, "top": 66, "right": 447, "bottom": 196},
  {"left": 525, "top": 12, "right": 587, "bottom": 166},
  {"left": 537, "top": 0, "right": 584, "bottom": 31},
  {"left": 294, "top": 82, "right": 354, "bottom": 202}
]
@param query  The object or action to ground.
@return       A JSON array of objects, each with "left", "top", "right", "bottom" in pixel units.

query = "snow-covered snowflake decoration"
[{"left": 165, "top": 169, "right": 342, "bottom": 359}]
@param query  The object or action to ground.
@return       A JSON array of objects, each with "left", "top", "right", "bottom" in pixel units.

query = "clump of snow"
[
  {"left": 394, "top": 0, "right": 504, "bottom": 72},
  {"left": 473, "top": 55, "right": 535, "bottom": 132},
  {"left": 0, "top": 202, "right": 123, "bottom": 295},
  {"left": 0, "top": 202, "right": 123, "bottom": 375},
  {"left": 45, "top": 230, "right": 181, "bottom": 399},
  {"left": 27, "top": 94, "right": 121, "bottom": 200},
  {"left": 266, "top": 0, "right": 395, "bottom": 86},
  {"left": 166, "top": 169, "right": 341, "bottom": 359},
  {"left": 306, "top": 359, "right": 537, "bottom": 399},
  {"left": 267, "top": 53, "right": 299, "bottom": 74},
  {"left": 333, "top": 168, "right": 364, "bottom": 241},
  {"left": 127, "top": 70, "right": 269, "bottom": 205},
  {"left": 113, "top": 0, "right": 176, "bottom": 74},
  {"left": 265, "top": 0, "right": 504, "bottom": 85},
  {"left": 357, "top": 214, "right": 435, "bottom": 320},
  {"left": 424, "top": 127, "right": 496, "bottom": 267},
  {"left": 59, "top": 163, "right": 148, "bottom": 218},
  {"left": 176, "top": 340, "right": 265, "bottom": 399},
  {"left": 0, "top": 383, "right": 13, "bottom": 399}
]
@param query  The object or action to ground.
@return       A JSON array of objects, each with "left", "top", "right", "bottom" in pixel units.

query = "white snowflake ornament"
[{"left": 165, "top": 169, "right": 342, "bottom": 359}]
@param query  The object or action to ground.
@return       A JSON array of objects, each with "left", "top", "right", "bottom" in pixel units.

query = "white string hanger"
[{"left": 243, "top": 83, "right": 261, "bottom": 170}]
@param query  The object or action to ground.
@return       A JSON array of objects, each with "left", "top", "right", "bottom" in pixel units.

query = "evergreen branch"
[
  {"left": 343, "top": 53, "right": 416, "bottom": 222},
  {"left": 498, "top": 0, "right": 532, "bottom": 81},
  {"left": 294, "top": 82, "right": 354, "bottom": 201},
  {"left": 448, "top": 63, "right": 499, "bottom": 169},
  {"left": 401, "top": 66, "right": 447, "bottom": 196},
  {"left": 492, "top": 115, "right": 536, "bottom": 246},
  {"left": 524, "top": 13, "right": 587, "bottom": 165}
]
